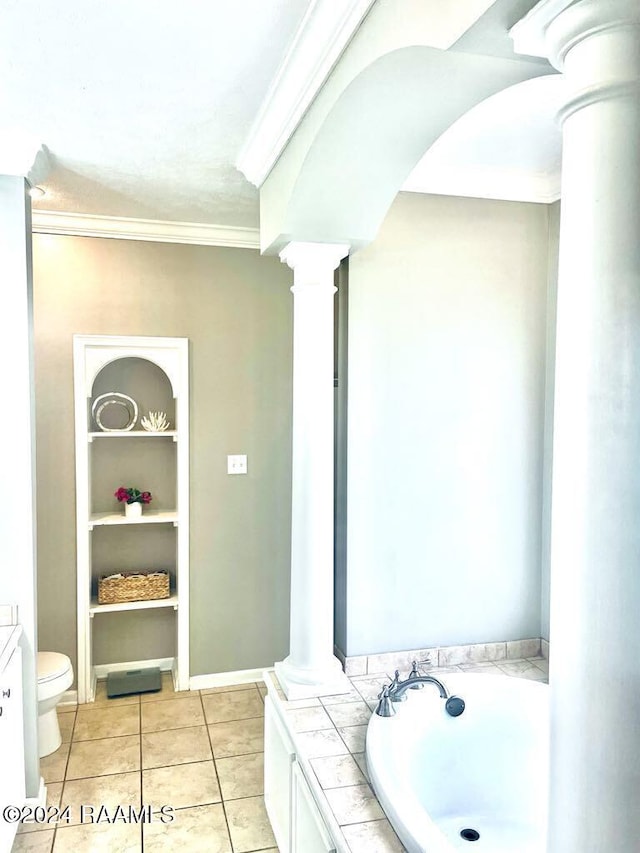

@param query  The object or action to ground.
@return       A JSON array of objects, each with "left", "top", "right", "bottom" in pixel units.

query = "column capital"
[
  {"left": 279, "top": 241, "right": 350, "bottom": 277},
  {"left": 511, "top": 0, "right": 640, "bottom": 69}
]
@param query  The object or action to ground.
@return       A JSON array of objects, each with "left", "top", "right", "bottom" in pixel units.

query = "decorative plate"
[{"left": 91, "top": 392, "right": 139, "bottom": 432}]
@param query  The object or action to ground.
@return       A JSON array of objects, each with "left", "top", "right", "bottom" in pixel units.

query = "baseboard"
[
  {"left": 93, "top": 657, "right": 175, "bottom": 679},
  {"left": 189, "top": 667, "right": 266, "bottom": 691},
  {"left": 24, "top": 776, "right": 46, "bottom": 807}
]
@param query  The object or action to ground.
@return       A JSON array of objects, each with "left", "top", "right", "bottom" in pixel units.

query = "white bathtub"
[{"left": 366, "top": 673, "right": 549, "bottom": 852}]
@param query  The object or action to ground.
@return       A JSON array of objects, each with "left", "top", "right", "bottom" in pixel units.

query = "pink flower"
[{"left": 114, "top": 486, "right": 152, "bottom": 504}]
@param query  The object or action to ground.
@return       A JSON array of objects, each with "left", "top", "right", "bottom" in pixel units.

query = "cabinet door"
[
  {"left": 291, "top": 762, "right": 336, "bottom": 853},
  {"left": 0, "top": 646, "right": 25, "bottom": 853},
  {"left": 264, "top": 694, "right": 295, "bottom": 852}
]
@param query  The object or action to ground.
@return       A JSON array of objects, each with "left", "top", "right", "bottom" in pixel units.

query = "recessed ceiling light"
[{"left": 28, "top": 185, "right": 45, "bottom": 198}]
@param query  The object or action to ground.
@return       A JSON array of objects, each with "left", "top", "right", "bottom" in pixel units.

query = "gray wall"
[
  {"left": 343, "top": 192, "right": 556, "bottom": 656},
  {"left": 33, "top": 235, "right": 292, "bottom": 678}
]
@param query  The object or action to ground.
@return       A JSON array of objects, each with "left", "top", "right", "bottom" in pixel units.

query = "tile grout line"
[{"left": 199, "top": 687, "right": 235, "bottom": 852}]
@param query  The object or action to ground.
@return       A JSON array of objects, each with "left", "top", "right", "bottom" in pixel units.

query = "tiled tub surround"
[
  {"left": 264, "top": 654, "right": 549, "bottom": 853},
  {"left": 10, "top": 656, "right": 549, "bottom": 853},
  {"left": 336, "top": 637, "right": 548, "bottom": 677}
]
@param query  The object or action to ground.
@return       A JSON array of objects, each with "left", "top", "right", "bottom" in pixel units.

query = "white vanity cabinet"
[
  {"left": 0, "top": 627, "right": 25, "bottom": 853},
  {"left": 264, "top": 690, "right": 337, "bottom": 853}
]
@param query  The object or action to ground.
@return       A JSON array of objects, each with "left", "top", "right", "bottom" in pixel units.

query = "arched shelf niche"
[
  {"left": 90, "top": 357, "right": 176, "bottom": 433},
  {"left": 73, "top": 334, "right": 190, "bottom": 704}
]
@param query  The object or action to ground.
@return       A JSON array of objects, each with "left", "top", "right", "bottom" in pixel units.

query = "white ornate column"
[
  {"left": 275, "top": 241, "right": 351, "bottom": 699},
  {"left": 512, "top": 2, "right": 640, "bottom": 851}
]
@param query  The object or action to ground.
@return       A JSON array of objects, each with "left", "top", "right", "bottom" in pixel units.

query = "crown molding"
[
  {"left": 31, "top": 210, "right": 260, "bottom": 249},
  {"left": 402, "top": 163, "right": 561, "bottom": 205},
  {"left": 236, "top": 0, "right": 376, "bottom": 187}
]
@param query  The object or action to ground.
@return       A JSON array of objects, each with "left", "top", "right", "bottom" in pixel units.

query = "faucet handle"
[{"left": 408, "top": 660, "right": 425, "bottom": 690}]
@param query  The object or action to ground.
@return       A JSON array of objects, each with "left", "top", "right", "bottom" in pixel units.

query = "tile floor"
[
  {"left": 11, "top": 675, "right": 275, "bottom": 853},
  {"left": 10, "top": 657, "right": 550, "bottom": 853}
]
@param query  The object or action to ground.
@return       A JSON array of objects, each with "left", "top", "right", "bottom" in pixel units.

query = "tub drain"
[{"left": 460, "top": 828, "right": 480, "bottom": 842}]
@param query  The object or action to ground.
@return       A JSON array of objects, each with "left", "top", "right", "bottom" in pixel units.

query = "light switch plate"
[{"left": 227, "top": 454, "right": 248, "bottom": 474}]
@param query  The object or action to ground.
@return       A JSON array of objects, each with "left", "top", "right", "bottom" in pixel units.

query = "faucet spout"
[{"left": 390, "top": 675, "right": 450, "bottom": 703}]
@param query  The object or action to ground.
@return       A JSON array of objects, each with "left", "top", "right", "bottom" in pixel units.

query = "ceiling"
[
  {"left": 0, "top": 0, "right": 311, "bottom": 227},
  {"left": 1, "top": 0, "right": 562, "bottom": 232}
]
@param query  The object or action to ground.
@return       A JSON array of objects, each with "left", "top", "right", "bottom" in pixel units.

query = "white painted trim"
[
  {"left": 189, "top": 667, "right": 266, "bottom": 691},
  {"left": 236, "top": 0, "right": 376, "bottom": 187},
  {"left": 93, "top": 657, "right": 175, "bottom": 679},
  {"left": 402, "top": 165, "right": 561, "bottom": 205},
  {"left": 510, "top": 0, "right": 574, "bottom": 58},
  {"left": 24, "top": 777, "right": 46, "bottom": 808},
  {"left": 31, "top": 210, "right": 260, "bottom": 249},
  {"left": 59, "top": 690, "right": 78, "bottom": 706}
]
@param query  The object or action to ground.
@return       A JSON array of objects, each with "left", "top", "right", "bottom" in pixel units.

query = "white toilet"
[{"left": 37, "top": 652, "right": 73, "bottom": 757}]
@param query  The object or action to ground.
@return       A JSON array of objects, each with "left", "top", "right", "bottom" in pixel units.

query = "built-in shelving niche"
[{"left": 74, "top": 335, "right": 189, "bottom": 703}]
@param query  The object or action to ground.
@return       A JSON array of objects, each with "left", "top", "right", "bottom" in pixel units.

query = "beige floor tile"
[
  {"left": 66, "top": 735, "right": 140, "bottom": 779},
  {"left": 295, "top": 729, "right": 349, "bottom": 759},
  {"left": 57, "top": 703, "right": 77, "bottom": 715},
  {"left": 353, "top": 752, "right": 370, "bottom": 782},
  {"left": 17, "top": 783, "right": 62, "bottom": 834},
  {"left": 257, "top": 685, "right": 268, "bottom": 701},
  {"left": 53, "top": 821, "right": 141, "bottom": 852},
  {"left": 73, "top": 705, "right": 140, "bottom": 741},
  {"left": 319, "top": 688, "right": 362, "bottom": 705},
  {"left": 342, "top": 818, "right": 405, "bottom": 852},
  {"left": 91, "top": 681, "right": 140, "bottom": 707},
  {"left": 324, "top": 783, "right": 385, "bottom": 825},
  {"left": 528, "top": 656, "right": 549, "bottom": 675},
  {"left": 60, "top": 771, "right": 140, "bottom": 825},
  {"left": 496, "top": 660, "right": 548, "bottom": 680},
  {"left": 325, "top": 700, "right": 371, "bottom": 727},
  {"left": 200, "top": 682, "right": 257, "bottom": 695},
  {"left": 143, "top": 803, "right": 231, "bottom": 852},
  {"left": 58, "top": 713, "right": 75, "bottom": 744},
  {"left": 40, "top": 742, "right": 70, "bottom": 784},
  {"left": 279, "top": 695, "right": 322, "bottom": 710},
  {"left": 207, "top": 718, "right": 264, "bottom": 758},
  {"left": 141, "top": 695, "right": 205, "bottom": 733},
  {"left": 224, "top": 795, "right": 276, "bottom": 853},
  {"left": 337, "top": 724, "right": 368, "bottom": 753},
  {"left": 310, "top": 754, "right": 366, "bottom": 789},
  {"left": 142, "top": 725, "right": 212, "bottom": 769},
  {"left": 350, "top": 676, "right": 388, "bottom": 703},
  {"left": 143, "top": 761, "right": 221, "bottom": 810},
  {"left": 11, "top": 829, "right": 54, "bottom": 851},
  {"left": 458, "top": 662, "right": 503, "bottom": 674},
  {"left": 201, "top": 689, "right": 263, "bottom": 724},
  {"left": 285, "top": 705, "right": 333, "bottom": 733},
  {"left": 215, "top": 752, "right": 264, "bottom": 800},
  {"left": 140, "top": 673, "right": 177, "bottom": 703}
]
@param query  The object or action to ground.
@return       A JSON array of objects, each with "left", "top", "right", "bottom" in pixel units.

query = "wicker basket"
[{"left": 98, "top": 571, "right": 170, "bottom": 605}]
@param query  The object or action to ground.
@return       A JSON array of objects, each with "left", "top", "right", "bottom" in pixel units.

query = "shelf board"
[
  {"left": 89, "top": 430, "right": 177, "bottom": 441},
  {"left": 89, "top": 510, "right": 178, "bottom": 529},
  {"left": 89, "top": 594, "right": 179, "bottom": 615}
]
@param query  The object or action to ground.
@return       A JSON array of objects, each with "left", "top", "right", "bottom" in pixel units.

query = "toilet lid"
[{"left": 38, "top": 651, "right": 71, "bottom": 683}]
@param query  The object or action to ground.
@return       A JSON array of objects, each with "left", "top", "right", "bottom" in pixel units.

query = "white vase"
[{"left": 125, "top": 501, "right": 142, "bottom": 519}]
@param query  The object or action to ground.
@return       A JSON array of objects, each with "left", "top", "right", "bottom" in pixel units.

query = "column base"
[{"left": 274, "top": 655, "right": 351, "bottom": 700}]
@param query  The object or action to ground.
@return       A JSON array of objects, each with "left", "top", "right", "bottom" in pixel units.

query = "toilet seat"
[{"left": 38, "top": 651, "right": 72, "bottom": 683}]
